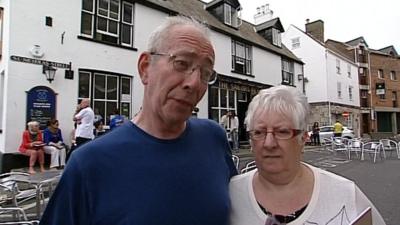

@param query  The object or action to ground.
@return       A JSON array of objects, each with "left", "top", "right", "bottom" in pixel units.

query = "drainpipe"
[{"left": 325, "top": 50, "right": 332, "bottom": 125}]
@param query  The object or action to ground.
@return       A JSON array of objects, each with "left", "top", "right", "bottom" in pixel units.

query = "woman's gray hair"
[
  {"left": 147, "top": 16, "right": 211, "bottom": 52},
  {"left": 27, "top": 121, "right": 39, "bottom": 133},
  {"left": 245, "top": 85, "right": 310, "bottom": 132}
]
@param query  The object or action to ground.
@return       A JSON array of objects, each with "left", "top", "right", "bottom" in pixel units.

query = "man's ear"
[{"left": 137, "top": 52, "right": 151, "bottom": 85}]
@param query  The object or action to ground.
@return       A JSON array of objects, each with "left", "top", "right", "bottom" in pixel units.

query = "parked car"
[{"left": 307, "top": 126, "right": 355, "bottom": 143}]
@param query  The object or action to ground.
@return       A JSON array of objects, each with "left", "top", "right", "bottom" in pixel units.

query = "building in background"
[{"left": 0, "top": 0, "right": 303, "bottom": 171}]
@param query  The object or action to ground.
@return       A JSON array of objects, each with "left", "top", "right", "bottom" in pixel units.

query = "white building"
[
  {"left": 0, "top": 0, "right": 303, "bottom": 171},
  {"left": 282, "top": 20, "right": 360, "bottom": 133}
]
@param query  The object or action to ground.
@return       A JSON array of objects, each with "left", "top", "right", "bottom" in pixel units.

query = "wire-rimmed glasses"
[{"left": 150, "top": 52, "right": 217, "bottom": 85}]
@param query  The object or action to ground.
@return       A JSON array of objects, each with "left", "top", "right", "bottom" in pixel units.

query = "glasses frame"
[
  {"left": 248, "top": 129, "right": 303, "bottom": 141},
  {"left": 150, "top": 52, "right": 217, "bottom": 85}
]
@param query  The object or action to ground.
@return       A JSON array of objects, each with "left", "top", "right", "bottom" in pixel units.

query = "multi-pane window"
[
  {"left": 272, "top": 28, "right": 281, "bottom": 47},
  {"left": 348, "top": 86, "right": 353, "bottom": 101},
  {"left": 347, "top": 64, "right": 351, "bottom": 78},
  {"left": 81, "top": 0, "right": 134, "bottom": 47},
  {"left": 291, "top": 37, "right": 300, "bottom": 49},
  {"left": 231, "top": 40, "right": 252, "bottom": 75},
  {"left": 224, "top": 3, "right": 232, "bottom": 25},
  {"left": 378, "top": 69, "right": 384, "bottom": 79},
  {"left": 282, "top": 59, "right": 294, "bottom": 85},
  {"left": 209, "top": 86, "right": 237, "bottom": 123},
  {"left": 336, "top": 59, "right": 341, "bottom": 74},
  {"left": 390, "top": 71, "right": 397, "bottom": 80},
  {"left": 337, "top": 82, "right": 342, "bottom": 98},
  {"left": 78, "top": 70, "right": 132, "bottom": 124}
]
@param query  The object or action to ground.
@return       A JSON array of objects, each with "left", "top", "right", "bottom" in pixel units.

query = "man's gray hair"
[
  {"left": 147, "top": 16, "right": 211, "bottom": 52},
  {"left": 245, "top": 85, "right": 310, "bottom": 132}
]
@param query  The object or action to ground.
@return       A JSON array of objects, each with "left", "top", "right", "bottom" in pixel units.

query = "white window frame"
[
  {"left": 121, "top": 2, "right": 134, "bottom": 47},
  {"left": 282, "top": 59, "right": 294, "bottom": 85},
  {"left": 337, "top": 82, "right": 342, "bottom": 98},
  {"left": 291, "top": 37, "right": 300, "bottom": 49},
  {"left": 390, "top": 71, "right": 397, "bottom": 81},
  {"left": 210, "top": 87, "right": 237, "bottom": 123},
  {"left": 96, "top": 0, "right": 120, "bottom": 37},
  {"left": 224, "top": 3, "right": 232, "bottom": 25},
  {"left": 272, "top": 28, "right": 281, "bottom": 47},
  {"left": 378, "top": 69, "right": 384, "bottom": 79},
  {"left": 347, "top": 64, "right": 351, "bottom": 78},
  {"left": 336, "top": 59, "right": 341, "bottom": 74},
  {"left": 81, "top": 0, "right": 95, "bottom": 37},
  {"left": 349, "top": 86, "right": 353, "bottom": 101}
]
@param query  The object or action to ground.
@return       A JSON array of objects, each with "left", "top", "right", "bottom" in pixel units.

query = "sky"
[{"left": 205, "top": 0, "right": 400, "bottom": 51}]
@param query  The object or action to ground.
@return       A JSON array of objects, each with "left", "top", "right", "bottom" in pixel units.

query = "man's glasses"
[
  {"left": 248, "top": 128, "right": 303, "bottom": 141},
  {"left": 150, "top": 52, "right": 217, "bottom": 85}
]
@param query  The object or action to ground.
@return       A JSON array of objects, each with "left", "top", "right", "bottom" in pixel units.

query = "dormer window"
[
  {"left": 255, "top": 18, "right": 284, "bottom": 48},
  {"left": 272, "top": 28, "right": 281, "bottom": 47},
  {"left": 206, "top": 0, "right": 242, "bottom": 28}
]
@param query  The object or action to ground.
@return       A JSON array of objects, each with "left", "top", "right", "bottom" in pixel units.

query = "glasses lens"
[{"left": 274, "top": 129, "right": 293, "bottom": 140}]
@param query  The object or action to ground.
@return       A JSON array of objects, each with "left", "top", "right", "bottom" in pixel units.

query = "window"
[
  {"left": 209, "top": 86, "right": 237, "bottom": 123},
  {"left": 378, "top": 69, "right": 384, "bottom": 79},
  {"left": 231, "top": 40, "right": 252, "bottom": 75},
  {"left": 392, "top": 91, "right": 397, "bottom": 101},
  {"left": 349, "top": 86, "right": 353, "bottom": 101},
  {"left": 272, "top": 28, "right": 281, "bottom": 47},
  {"left": 0, "top": 8, "right": 3, "bottom": 59},
  {"left": 359, "top": 67, "right": 365, "bottom": 75},
  {"left": 390, "top": 71, "right": 397, "bottom": 80},
  {"left": 282, "top": 59, "right": 294, "bottom": 85},
  {"left": 291, "top": 37, "right": 300, "bottom": 49},
  {"left": 337, "top": 82, "right": 342, "bottom": 98},
  {"left": 78, "top": 70, "right": 132, "bottom": 124},
  {"left": 379, "top": 93, "right": 386, "bottom": 100},
  {"left": 347, "top": 64, "right": 351, "bottom": 78},
  {"left": 336, "top": 59, "right": 341, "bottom": 74},
  {"left": 224, "top": 3, "right": 232, "bottom": 25},
  {"left": 361, "top": 90, "right": 368, "bottom": 98},
  {"left": 223, "top": 3, "right": 241, "bottom": 27},
  {"left": 81, "top": 0, "right": 134, "bottom": 47}
]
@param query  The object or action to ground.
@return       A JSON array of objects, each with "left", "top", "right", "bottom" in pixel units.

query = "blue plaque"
[{"left": 26, "top": 86, "right": 56, "bottom": 130}]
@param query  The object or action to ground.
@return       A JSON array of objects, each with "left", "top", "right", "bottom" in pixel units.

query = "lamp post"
[{"left": 42, "top": 65, "right": 57, "bottom": 83}]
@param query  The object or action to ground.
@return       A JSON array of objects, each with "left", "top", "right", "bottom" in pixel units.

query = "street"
[{"left": 236, "top": 146, "right": 400, "bottom": 225}]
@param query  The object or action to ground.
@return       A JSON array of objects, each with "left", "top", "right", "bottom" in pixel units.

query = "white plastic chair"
[
  {"left": 347, "top": 139, "right": 363, "bottom": 160},
  {"left": 0, "top": 172, "right": 40, "bottom": 208},
  {"left": 231, "top": 155, "right": 240, "bottom": 170},
  {"left": 331, "top": 137, "right": 349, "bottom": 156},
  {"left": 361, "top": 142, "right": 384, "bottom": 163},
  {"left": 240, "top": 161, "right": 257, "bottom": 174},
  {"left": 380, "top": 139, "right": 399, "bottom": 159}
]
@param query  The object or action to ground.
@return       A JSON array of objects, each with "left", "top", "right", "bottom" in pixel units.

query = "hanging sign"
[
  {"left": 26, "top": 86, "right": 57, "bottom": 129},
  {"left": 10, "top": 55, "right": 70, "bottom": 69}
]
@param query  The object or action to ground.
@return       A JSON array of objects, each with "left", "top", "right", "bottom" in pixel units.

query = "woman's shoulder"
[{"left": 307, "top": 163, "right": 355, "bottom": 187}]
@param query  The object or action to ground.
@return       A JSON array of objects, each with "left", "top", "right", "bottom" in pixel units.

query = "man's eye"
[
  {"left": 276, "top": 129, "right": 291, "bottom": 135},
  {"left": 173, "top": 59, "right": 191, "bottom": 71}
]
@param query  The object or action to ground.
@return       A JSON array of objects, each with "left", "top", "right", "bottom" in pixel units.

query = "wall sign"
[
  {"left": 10, "top": 55, "right": 70, "bottom": 69},
  {"left": 26, "top": 86, "right": 57, "bottom": 129}
]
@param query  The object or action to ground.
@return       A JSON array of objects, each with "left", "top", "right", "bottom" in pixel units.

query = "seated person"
[
  {"left": 19, "top": 121, "right": 46, "bottom": 174},
  {"left": 94, "top": 120, "right": 106, "bottom": 137},
  {"left": 109, "top": 109, "right": 125, "bottom": 130},
  {"left": 43, "top": 119, "right": 67, "bottom": 169}
]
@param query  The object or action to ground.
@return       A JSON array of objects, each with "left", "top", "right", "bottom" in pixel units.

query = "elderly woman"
[
  {"left": 19, "top": 121, "right": 46, "bottom": 174},
  {"left": 43, "top": 119, "right": 66, "bottom": 169},
  {"left": 230, "top": 86, "right": 385, "bottom": 225}
]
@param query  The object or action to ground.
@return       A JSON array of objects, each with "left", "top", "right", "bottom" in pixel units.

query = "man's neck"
[{"left": 132, "top": 112, "right": 186, "bottom": 139}]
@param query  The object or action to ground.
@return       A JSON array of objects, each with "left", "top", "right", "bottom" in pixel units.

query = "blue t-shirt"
[
  {"left": 43, "top": 128, "right": 64, "bottom": 144},
  {"left": 40, "top": 118, "right": 237, "bottom": 225}
]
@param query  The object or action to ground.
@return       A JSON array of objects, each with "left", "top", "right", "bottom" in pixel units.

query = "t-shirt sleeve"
[
  {"left": 40, "top": 155, "right": 91, "bottom": 225},
  {"left": 354, "top": 185, "right": 386, "bottom": 225}
]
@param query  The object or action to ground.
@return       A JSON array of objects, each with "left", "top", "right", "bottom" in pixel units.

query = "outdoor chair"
[
  {"left": 379, "top": 139, "right": 399, "bottom": 159},
  {"left": 0, "top": 206, "right": 28, "bottom": 221},
  {"left": 321, "top": 138, "right": 333, "bottom": 151},
  {"left": 331, "top": 137, "right": 349, "bottom": 156},
  {"left": 361, "top": 142, "right": 384, "bottom": 163},
  {"left": 240, "top": 160, "right": 257, "bottom": 174},
  {"left": 0, "top": 221, "right": 40, "bottom": 225},
  {"left": 0, "top": 172, "right": 41, "bottom": 208},
  {"left": 347, "top": 139, "right": 363, "bottom": 160},
  {"left": 231, "top": 155, "right": 240, "bottom": 170}
]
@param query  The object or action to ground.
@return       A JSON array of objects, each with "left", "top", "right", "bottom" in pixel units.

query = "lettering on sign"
[{"left": 10, "top": 55, "right": 70, "bottom": 69}]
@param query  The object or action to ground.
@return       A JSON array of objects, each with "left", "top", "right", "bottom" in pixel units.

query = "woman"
[
  {"left": 19, "top": 121, "right": 46, "bottom": 174},
  {"left": 230, "top": 86, "right": 385, "bottom": 225},
  {"left": 43, "top": 119, "right": 66, "bottom": 169},
  {"left": 312, "top": 122, "right": 320, "bottom": 146}
]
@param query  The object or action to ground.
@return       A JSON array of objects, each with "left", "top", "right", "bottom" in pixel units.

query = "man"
[
  {"left": 220, "top": 110, "right": 239, "bottom": 151},
  {"left": 40, "top": 16, "right": 237, "bottom": 225},
  {"left": 333, "top": 120, "right": 344, "bottom": 137},
  {"left": 73, "top": 98, "right": 94, "bottom": 147}
]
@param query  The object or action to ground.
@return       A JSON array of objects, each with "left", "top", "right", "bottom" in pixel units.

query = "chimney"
[
  {"left": 254, "top": 4, "right": 273, "bottom": 25},
  {"left": 305, "top": 20, "right": 324, "bottom": 42}
]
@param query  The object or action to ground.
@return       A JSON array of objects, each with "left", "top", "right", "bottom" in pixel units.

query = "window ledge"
[
  {"left": 230, "top": 70, "right": 255, "bottom": 78},
  {"left": 77, "top": 35, "right": 138, "bottom": 51}
]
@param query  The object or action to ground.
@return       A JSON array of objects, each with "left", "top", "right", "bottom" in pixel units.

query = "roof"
[
  {"left": 378, "top": 46, "right": 398, "bottom": 56},
  {"left": 345, "top": 36, "right": 369, "bottom": 48},
  {"left": 140, "top": 0, "right": 302, "bottom": 63},
  {"left": 325, "top": 39, "right": 354, "bottom": 62},
  {"left": 205, "top": 0, "right": 241, "bottom": 10},
  {"left": 255, "top": 18, "right": 284, "bottom": 33}
]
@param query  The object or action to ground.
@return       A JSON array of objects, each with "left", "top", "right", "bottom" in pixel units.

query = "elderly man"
[
  {"left": 73, "top": 98, "right": 94, "bottom": 147},
  {"left": 40, "top": 16, "right": 237, "bottom": 225}
]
